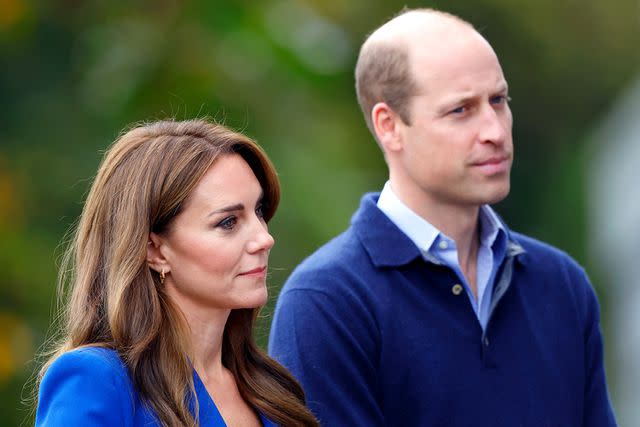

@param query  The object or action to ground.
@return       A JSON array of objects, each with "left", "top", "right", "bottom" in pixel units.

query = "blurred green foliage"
[{"left": 1, "top": 0, "right": 638, "bottom": 425}]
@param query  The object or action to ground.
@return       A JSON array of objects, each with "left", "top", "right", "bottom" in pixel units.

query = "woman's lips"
[{"left": 238, "top": 266, "right": 267, "bottom": 277}]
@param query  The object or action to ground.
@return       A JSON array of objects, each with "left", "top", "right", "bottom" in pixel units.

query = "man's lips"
[{"left": 470, "top": 155, "right": 511, "bottom": 174}]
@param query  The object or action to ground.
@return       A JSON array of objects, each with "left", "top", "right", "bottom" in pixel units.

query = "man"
[{"left": 269, "top": 8, "right": 617, "bottom": 426}]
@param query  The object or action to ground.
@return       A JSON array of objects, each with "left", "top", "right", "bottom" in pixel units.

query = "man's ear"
[
  {"left": 147, "top": 232, "right": 170, "bottom": 275},
  {"left": 372, "top": 102, "right": 404, "bottom": 154}
]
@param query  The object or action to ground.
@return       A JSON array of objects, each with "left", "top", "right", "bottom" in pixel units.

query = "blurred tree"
[{"left": 1, "top": 0, "right": 637, "bottom": 425}]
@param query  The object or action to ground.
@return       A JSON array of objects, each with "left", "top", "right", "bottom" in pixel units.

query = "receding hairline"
[
  {"left": 363, "top": 9, "right": 476, "bottom": 52},
  {"left": 354, "top": 8, "right": 485, "bottom": 144}
]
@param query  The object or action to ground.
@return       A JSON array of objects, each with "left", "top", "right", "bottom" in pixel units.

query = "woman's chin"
[{"left": 239, "top": 286, "right": 269, "bottom": 309}]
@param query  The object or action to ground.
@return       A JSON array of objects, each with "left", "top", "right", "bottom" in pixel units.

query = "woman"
[{"left": 35, "top": 119, "right": 318, "bottom": 426}]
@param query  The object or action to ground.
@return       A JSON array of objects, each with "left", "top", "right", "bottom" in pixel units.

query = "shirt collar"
[
  {"left": 377, "top": 181, "right": 440, "bottom": 253},
  {"left": 478, "top": 204, "right": 506, "bottom": 249},
  {"left": 377, "top": 181, "right": 507, "bottom": 254},
  {"left": 352, "top": 192, "right": 526, "bottom": 268}
]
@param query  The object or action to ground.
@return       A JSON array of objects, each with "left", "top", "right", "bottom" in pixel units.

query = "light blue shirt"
[{"left": 377, "top": 182, "right": 507, "bottom": 329}]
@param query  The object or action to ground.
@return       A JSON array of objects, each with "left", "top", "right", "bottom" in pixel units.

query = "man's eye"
[
  {"left": 217, "top": 216, "right": 237, "bottom": 230},
  {"left": 450, "top": 106, "right": 466, "bottom": 114},
  {"left": 490, "top": 95, "right": 510, "bottom": 105}
]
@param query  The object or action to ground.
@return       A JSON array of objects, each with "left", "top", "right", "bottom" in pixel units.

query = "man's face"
[{"left": 395, "top": 29, "right": 513, "bottom": 210}]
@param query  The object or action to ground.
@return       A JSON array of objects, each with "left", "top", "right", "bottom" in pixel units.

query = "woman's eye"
[
  {"left": 255, "top": 204, "right": 264, "bottom": 219},
  {"left": 217, "top": 216, "right": 237, "bottom": 230},
  {"left": 450, "top": 106, "right": 466, "bottom": 114}
]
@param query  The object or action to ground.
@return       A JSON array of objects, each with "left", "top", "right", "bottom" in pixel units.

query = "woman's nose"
[{"left": 247, "top": 223, "right": 275, "bottom": 253}]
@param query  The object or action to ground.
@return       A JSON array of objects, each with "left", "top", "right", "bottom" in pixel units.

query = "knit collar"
[{"left": 351, "top": 192, "right": 526, "bottom": 268}]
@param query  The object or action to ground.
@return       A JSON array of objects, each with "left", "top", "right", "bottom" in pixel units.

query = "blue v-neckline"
[{"left": 192, "top": 370, "right": 274, "bottom": 427}]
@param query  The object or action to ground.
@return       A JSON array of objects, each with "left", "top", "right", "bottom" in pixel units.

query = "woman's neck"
[
  {"left": 188, "top": 311, "right": 229, "bottom": 382},
  {"left": 168, "top": 292, "right": 231, "bottom": 381}
]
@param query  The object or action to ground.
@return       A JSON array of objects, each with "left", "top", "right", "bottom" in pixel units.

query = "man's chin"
[{"left": 482, "top": 183, "right": 511, "bottom": 205}]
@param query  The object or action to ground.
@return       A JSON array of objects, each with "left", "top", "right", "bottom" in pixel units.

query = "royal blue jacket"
[
  {"left": 36, "top": 347, "right": 277, "bottom": 426},
  {"left": 269, "top": 193, "right": 617, "bottom": 426}
]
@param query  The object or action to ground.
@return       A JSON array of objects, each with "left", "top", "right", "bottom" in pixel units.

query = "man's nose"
[{"left": 478, "top": 104, "right": 510, "bottom": 145}]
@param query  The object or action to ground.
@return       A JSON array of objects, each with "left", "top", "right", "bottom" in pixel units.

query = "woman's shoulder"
[
  {"left": 36, "top": 346, "right": 137, "bottom": 426},
  {"left": 46, "top": 346, "right": 130, "bottom": 382},
  {"left": 53, "top": 345, "right": 123, "bottom": 365}
]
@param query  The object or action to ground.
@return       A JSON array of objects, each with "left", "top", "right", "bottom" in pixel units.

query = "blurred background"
[{"left": 1, "top": 0, "right": 638, "bottom": 425}]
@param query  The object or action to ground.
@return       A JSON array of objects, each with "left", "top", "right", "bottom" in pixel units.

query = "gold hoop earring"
[{"left": 160, "top": 268, "right": 165, "bottom": 285}]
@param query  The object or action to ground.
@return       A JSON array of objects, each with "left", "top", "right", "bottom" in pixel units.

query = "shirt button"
[
  {"left": 483, "top": 337, "right": 490, "bottom": 347},
  {"left": 452, "top": 284, "right": 463, "bottom": 295},
  {"left": 438, "top": 240, "right": 448, "bottom": 249}
]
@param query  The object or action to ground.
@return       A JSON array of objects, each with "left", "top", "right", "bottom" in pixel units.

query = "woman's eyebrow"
[{"left": 207, "top": 203, "right": 244, "bottom": 217}]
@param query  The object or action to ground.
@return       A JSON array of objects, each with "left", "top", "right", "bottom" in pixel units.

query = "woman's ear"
[{"left": 147, "top": 232, "right": 170, "bottom": 275}]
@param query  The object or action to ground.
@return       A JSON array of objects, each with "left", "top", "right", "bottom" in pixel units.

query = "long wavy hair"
[{"left": 38, "top": 119, "right": 318, "bottom": 426}]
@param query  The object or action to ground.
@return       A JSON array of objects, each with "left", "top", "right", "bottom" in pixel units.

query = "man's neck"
[
  {"left": 389, "top": 179, "right": 481, "bottom": 295},
  {"left": 426, "top": 202, "right": 481, "bottom": 296}
]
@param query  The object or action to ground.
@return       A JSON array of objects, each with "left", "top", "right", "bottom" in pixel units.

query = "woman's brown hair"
[{"left": 38, "top": 119, "right": 318, "bottom": 426}]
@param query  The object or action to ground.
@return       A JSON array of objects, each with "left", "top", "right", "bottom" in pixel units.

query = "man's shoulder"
[
  {"left": 509, "top": 230, "right": 575, "bottom": 263},
  {"left": 510, "top": 231, "right": 582, "bottom": 268},
  {"left": 283, "top": 226, "right": 370, "bottom": 291},
  {"left": 304, "top": 227, "right": 365, "bottom": 265},
  {"left": 509, "top": 230, "right": 595, "bottom": 303}
]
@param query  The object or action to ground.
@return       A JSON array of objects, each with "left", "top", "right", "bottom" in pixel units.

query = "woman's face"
[{"left": 152, "top": 154, "right": 275, "bottom": 314}]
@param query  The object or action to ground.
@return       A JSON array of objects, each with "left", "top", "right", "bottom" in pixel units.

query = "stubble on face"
[{"left": 386, "top": 14, "right": 514, "bottom": 213}]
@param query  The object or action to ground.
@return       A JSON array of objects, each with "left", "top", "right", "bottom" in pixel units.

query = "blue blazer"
[{"left": 36, "top": 347, "right": 277, "bottom": 426}]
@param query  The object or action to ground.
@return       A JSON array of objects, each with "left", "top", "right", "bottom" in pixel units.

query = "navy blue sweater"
[{"left": 269, "top": 193, "right": 616, "bottom": 426}]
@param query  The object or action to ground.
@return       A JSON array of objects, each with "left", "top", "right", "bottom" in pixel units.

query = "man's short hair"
[
  {"left": 355, "top": 40, "right": 414, "bottom": 141},
  {"left": 354, "top": 8, "right": 474, "bottom": 142}
]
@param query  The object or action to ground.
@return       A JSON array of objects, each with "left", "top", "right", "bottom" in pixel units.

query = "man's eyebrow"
[
  {"left": 451, "top": 94, "right": 477, "bottom": 104},
  {"left": 495, "top": 82, "right": 509, "bottom": 93},
  {"left": 207, "top": 204, "right": 244, "bottom": 217},
  {"left": 435, "top": 93, "right": 477, "bottom": 113},
  {"left": 442, "top": 83, "right": 510, "bottom": 105}
]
